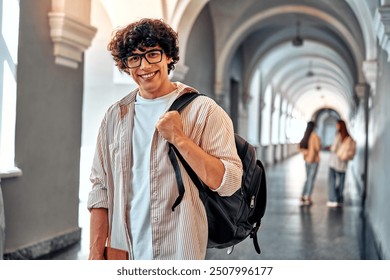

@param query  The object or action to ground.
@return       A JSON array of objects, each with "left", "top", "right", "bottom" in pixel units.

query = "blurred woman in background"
[
  {"left": 327, "top": 119, "right": 356, "bottom": 207},
  {"left": 299, "top": 121, "right": 321, "bottom": 206}
]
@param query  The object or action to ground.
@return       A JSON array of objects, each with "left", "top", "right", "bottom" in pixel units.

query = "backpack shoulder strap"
[
  {"left": 169, "top": 91, "right": 201, "bottom": 112},
  {"left": 168, "top": 92, "right": 205, "bottom": 211}
]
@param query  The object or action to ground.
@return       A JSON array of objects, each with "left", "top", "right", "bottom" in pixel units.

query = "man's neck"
[{"left": 139, "top": 82, "right": 177, "bottom": 99}]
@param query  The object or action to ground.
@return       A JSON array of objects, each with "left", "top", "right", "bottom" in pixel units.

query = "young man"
[{"left": 87, "top": 18, "right": 242, "bottom": 260}]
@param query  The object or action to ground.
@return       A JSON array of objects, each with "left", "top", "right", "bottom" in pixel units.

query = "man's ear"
[{"left": 167, "top": 57, "right": 173, "bottom": 64}]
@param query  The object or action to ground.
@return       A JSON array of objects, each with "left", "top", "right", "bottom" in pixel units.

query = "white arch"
[
  {"left": 345, "top": 0, "right": 377, "bottom": 60},
  {"left": 265, "top": 43, "right": 354, "bottom": 87},
  {"left": 289, "top": 79, "right": 350, "bottom": 104},
  {"left": 281, "top": 62, "right": 353, "bottom": 101},
  {"left": 295, "top": 89, "right": 349, "bottom": 121},
  {"left": 170, "top": 0, "right": 209, "bottom": 79},
  {"left": 216, "top": 5, "right": 365, "bottom": 96},
  {"left": 257, "top": 41, "right": 354, "bottom": 98},
  {"left": 99, "top": 0, "right": 164, "bottom": 27},
  {"left": 246, "top": 40, "right": 354, "bottom": 120}
]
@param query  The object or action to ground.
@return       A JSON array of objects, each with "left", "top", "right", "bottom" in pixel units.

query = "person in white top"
[
  {"left": 87, "top": 18, "right": 242, "bottom": 260},
  {"left": 327, "top": 119, "right": 356, "bottom": 207}
]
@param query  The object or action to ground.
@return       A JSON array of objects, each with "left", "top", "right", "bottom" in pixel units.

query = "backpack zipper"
[{"left": 250, "top": 195, "right": 255, "bottom": 208}]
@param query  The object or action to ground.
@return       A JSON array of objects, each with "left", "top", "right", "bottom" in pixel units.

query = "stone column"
[
  {"left": 0, "top": 179, "right": 4, "bottom": 260},
  {"left": 170, "top": 63, "right": 189, "bottom": 82},
  {"left": 268, "top": 88, "right": 275, "bottom": 165},
  {"left": 355, "top": 83, "right": 370, "bottom": 208}
]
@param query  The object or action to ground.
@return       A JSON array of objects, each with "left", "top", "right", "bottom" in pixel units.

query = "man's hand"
[
  {"left": 156, "top": 111, "right": 224, "bottom": 190},
  {"left": 155, "top": 111, "right": 186, "bottom": 145}
]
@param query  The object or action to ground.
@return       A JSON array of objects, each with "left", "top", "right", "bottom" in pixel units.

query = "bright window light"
[
  {"left": 0, "top": 0, "right": 20, "bottom": 176},
  {"left": 2, "top": 0, "right": 19, "bottom": 64},
  {"left": 0, "top": 62, "right": 16, "bottom": 169}
]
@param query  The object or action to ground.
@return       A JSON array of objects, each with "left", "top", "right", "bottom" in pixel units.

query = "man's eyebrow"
[{"left": 129, "top": 48, "right": 162, "bottom": 56}]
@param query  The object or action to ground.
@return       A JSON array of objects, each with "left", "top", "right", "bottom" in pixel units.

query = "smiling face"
[{"left": 128, "top": 46, "right": 175, "bottom": 99}]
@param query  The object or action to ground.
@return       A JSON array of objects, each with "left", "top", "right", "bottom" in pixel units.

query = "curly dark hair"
[{"left": 107, "top": 18, "right": 179, "bottom": 74}]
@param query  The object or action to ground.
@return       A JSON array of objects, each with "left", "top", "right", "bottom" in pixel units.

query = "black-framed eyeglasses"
[{"left": 122, "top": 49, "right": 163, "bottom": 68}]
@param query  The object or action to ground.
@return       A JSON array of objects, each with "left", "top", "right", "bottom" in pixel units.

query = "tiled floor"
[
  {"left": 44, "top": 152, "right": 368, "bottom": 260},
  {"left": 206, "top": 151, "right": 363, "bottom": 260}
]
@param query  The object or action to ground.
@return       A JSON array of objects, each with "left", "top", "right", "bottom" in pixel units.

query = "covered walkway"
[
  {"left": 44, "top": 152, "right": 376, "bottom": 260},
  {"left": 207, "top": 152, "right": 365, "bottom": 260},
  {"left": 3, "top": 0, "right": 390, "bottom": 261}
]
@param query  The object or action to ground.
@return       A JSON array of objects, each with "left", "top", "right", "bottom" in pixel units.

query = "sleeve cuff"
[
  {"left": 87, "top": 186, "right": 109, "bottom": 210},
  {"left": 211, "top": 160, "right": 242, "bottom": 196}
]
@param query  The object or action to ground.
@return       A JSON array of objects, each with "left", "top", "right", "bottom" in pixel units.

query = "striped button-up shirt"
[{"left": 87, "top": 82, "right": 242, "bottom": 259}]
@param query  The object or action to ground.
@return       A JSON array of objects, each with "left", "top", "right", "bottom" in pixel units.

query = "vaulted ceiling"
[
  {"left": 206, "top": 0, "right": 375, "bottom": 121},
  {"left": 92, "top": 0, "right": 377, "bottom": 122}
]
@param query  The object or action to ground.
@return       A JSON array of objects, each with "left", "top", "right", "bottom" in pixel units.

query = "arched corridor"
[
  {"left": 1, "top": 0, "right": 390, "bottom": 262},
  {"left": 207, "top": 152, "right": 366, "bottom": 260},
  {"left": 44, "top": 151, "right": 375, "bottom": 260}
]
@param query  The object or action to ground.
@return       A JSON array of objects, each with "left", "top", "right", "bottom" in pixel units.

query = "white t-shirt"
[{"left": 129, "top": 90, "right": 179, "bottom": 259}]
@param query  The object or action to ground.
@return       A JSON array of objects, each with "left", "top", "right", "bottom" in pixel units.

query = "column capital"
[
  {"left": 214, "top": 81, "right": 224, "bottom": 98},
  {"left": 362, "top": 60, "right": 377, "bottom": 94},
  {"left": 374, "top": 5, "right": 390, "bottom": 62},
  {"left": 355, "top": 83, "right": 369, "bottom": 100},
  {"left": 48, "top": 0, "right": 97, "bottom": 68}
]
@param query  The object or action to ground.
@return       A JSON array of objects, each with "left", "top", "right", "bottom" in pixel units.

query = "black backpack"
[{"left": 168, "top": 92, "right": 267, "bottom": 254}]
